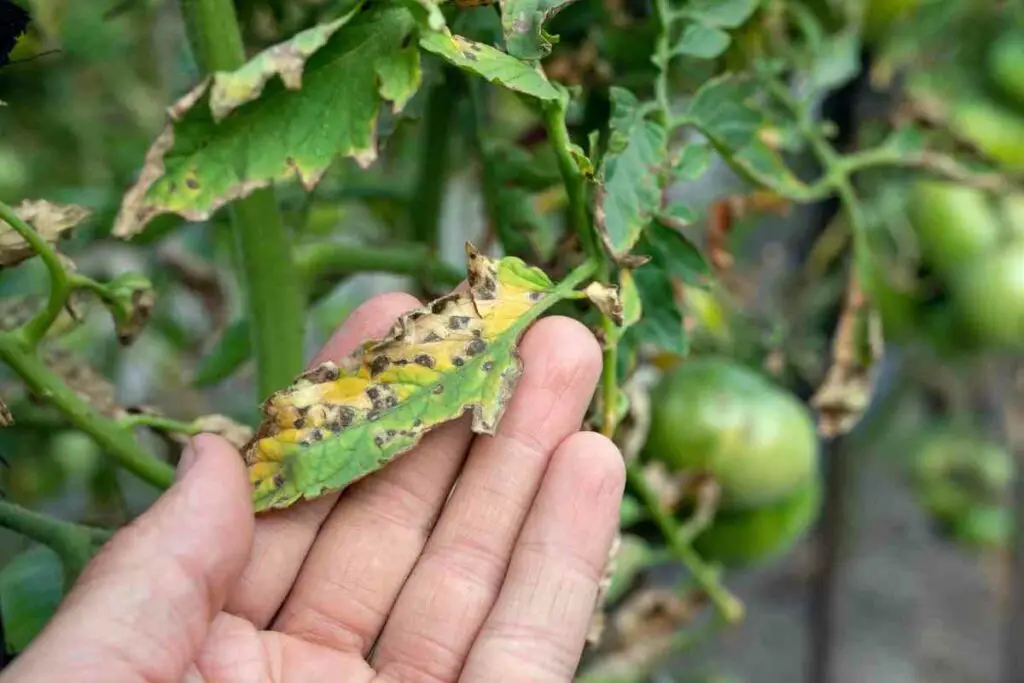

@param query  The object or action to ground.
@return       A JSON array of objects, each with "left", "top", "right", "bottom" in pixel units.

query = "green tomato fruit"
[
  {"left": 949, "top": 98, "right": 1024, "bottom": 172},
  {"left": 911, "top": 428, "right": 1013, "bottom": 524},
  {"left": 988, "top": 29, "right": 1024, "bottom": 110},
  {"left": 643, "top": 358, "right": 818, "bottom": 511},
  {"left": 906, "top": 181, "right": 1005, "bottom": 275},
  {"left": 690, "top": 477, "right": 822, "bottom": 568},
  {"left": 950, "top": 243, "right": 1024, "bottom": 350}
]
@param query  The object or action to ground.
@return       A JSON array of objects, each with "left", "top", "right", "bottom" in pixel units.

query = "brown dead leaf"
[
  {"left": 191, "top": 414, "right": 255, "bottom": 450},
  {"left": 587, "top": 532, "right": 621, "bottom": 646},
  {"left": 612, "top": 585, "right": 702, "bottom": 649},
  {"left": 810, "top": 273, "right": 884, "bottom": 437},
  {"left": 585, "top": 281, "right": 624, "bottom": 326},
  {"left": 0, "top": 200, "right": 90, "bottom": 267},
  {"left": 0, "top": 395, "right": 13, "bottom": 427},
  {"left": 46, "top": 351, "right": 125, "bottom": 419}
]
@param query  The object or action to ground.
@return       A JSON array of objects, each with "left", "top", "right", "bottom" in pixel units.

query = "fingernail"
[{"left": 176, "top": 441, "right": 200, "bottom": 482}]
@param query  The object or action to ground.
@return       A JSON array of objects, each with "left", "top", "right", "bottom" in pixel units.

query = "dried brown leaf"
[
  {"left": 0, "top": 200, "right": 90, "bottom": 267},
  {"left": 191, "top": 414, "right": 255, "bottom": 450},
  {"left": 46, "top": 351, "right": 125, "bottom": 419},
  {"left": 810, "top": 274, "right": 884, "bottom": 437},
  {"left": 585, "top": 281, "right": 624, "bottom": 326},
  {"left": 0, "top": 395, "right": 13, "bottom": 427}
]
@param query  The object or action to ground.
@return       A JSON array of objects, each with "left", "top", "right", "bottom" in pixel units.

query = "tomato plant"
[{"left": 0, "top": 0, "right": 1023, "bottom": 680}]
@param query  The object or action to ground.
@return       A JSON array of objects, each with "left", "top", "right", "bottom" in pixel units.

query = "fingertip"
[
  {"left": 554, "top": 431, "right": 626, "bottom": 509},
  {"left": 520, "top": 315, "right": 604, "bottom": 386}
]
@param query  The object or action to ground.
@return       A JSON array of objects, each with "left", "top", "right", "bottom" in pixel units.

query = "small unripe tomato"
[
  {"left": 690, "top": 478, "right": 822, "bottom": 568},
  {"left": 643, "top": 357, "right": 818, "bottom": 511},
  {"left": 950, "top": 243, "right": 1024, "bottom": 351}
]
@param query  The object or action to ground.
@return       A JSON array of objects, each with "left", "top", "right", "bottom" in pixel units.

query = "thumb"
[{"left": 2, "top": 434, "right": 255, "bottom": 683}]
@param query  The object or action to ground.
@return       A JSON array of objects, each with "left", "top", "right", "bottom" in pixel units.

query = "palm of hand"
[{"left": 1, "top": 293, "right": 624, "bottom": 683}]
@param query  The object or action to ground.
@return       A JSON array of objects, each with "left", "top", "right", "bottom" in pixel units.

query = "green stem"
[
  {"left": 0, "top": 501, "right": 112, "bottom": 585},
  {"left": 599, "top": 315, "right": 618, "bottom": 438},
  {"left": 120, "top": 414, "right": 198, "bottom": 435},
  {"left": 542, "top": 97, "right": 600, "bottom": 262},
  {"left": 0, "top": 201, "right": 71, "bottom": 348},
  {"left": 651, "top": 0, "right": 674, "bottom": 126},
  {"left": 411, "top": 74, "right": 458, "bottom": 251},
  {"left": 180, "top": 0, "right": 306, "bottom": 401},
  {"left": 0, "top": 335, "right": 174, "bottom": 489},
  {"left": 626, "top": 463, "right": 745, "bottom": 623},
  {"left": 296, "top": 241, "right": 465, "bottom": 294}
]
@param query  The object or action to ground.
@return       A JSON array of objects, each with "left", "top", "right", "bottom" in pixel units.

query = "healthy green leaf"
[
  {"left": 114, "top": 8, "right": 421, "bottom": 238},
  {"left": 499, "top": 0, "right": 579, "bottom": 61},
  {"left": 0, "top": 546, "right": 64, "bottom": 654},
  {"left": 683, "top": 75, "right": 810, "bottom": 198},
  {"left": 419, "top": 29, "right": 560, "bottom": 101},
  {"left": 647, "top": 220, "right": 709, "bottom": 285},
  {"left": 243, "top": 244, "right": 586, "bottom": 512},
  {"left": 672, "top": 24, "right": 731, "bottom": 59},
  {"left": 596, "top": 88, "right": 668, "bottom": 259},
  {"left": 619, "top": 269, "right": 642, "bottom": 330},
  {"left": 809, "top": 28, "right": 861, "bottom": 93},
  {"left": 684, "top": 0, "right": 761, "bottom": 28},
  {"left": 674, "top": 141, "right": 712, "bottom": 181},
  {"left": 627, "top": 261, "right": 687, "bottom": 355}
]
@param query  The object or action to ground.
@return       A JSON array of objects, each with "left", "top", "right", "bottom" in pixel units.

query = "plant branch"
[
  {"left": 0, "top": 501, "right": 112, "bottom": 584},
  {"left": 625, "top": 464, "right": 745, "bottom": 623},
  {"left": 542, "top": 95, "right": 600, "bottom": 262},
  {"left": 0, "top": 335, "right": 174, "bottom": 489},
  {"left": 411, "top": 73, "right": 458, "bottom": 252},
  {"left": 296, "top": 241, "right": 466, "bottom": 295},
  {"left": 181, "top": 0, "right": 306, "bottom": 401},
  {"left": 120, "top": 414, "right": 198, "bottom": 435},
  {"left": 651, "top": 0, "right": 674, "bottom": 126},
  {"left": 0, "top": 201, "right": 72, "bottom": 348}
]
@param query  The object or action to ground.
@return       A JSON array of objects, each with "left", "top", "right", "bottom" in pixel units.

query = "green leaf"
[
  {"left": 663, "top": 202, "right": 697, "bottom": 225},
  {"left": 113, "top": 8, "right": 421, "bottom": 238},
  {"left": 0, "top": 546, "right": 64, "bottom": 654},
  {"left": 500, "top": 0, "right": 579, "bottom": 61},
  {"left": 673, "top": 141, "right": 711, "bottom": 180},
  {"left": 419, "top": 29, "right": 560, "bottom": 101},
  {"left": 683, "top": 75, "right": 810, "bottom": 198},
  {"left": 685, "top": 0, "right": 761, "bottom": 28},
  {"left": 596, "top": 88, "right": 668, "bottom": 259},
  {"left": 398, "top": 0, "right": 446, "bottom": 31},
  {"left": 619, "top": 269, "right": 642, "bottom": 330},
  {"left": 672, "top": 24, "right": 731, "bottom": 59},
  {"left": 647, "top": 220, "right": 709, "bottom": 285},
  {"left": 244, "top": 245, "right": 589, "bottom": 512},
  {"left": 809, "top": 28, "right": 861, "bottom": 93},
  {"left": 628, "top": 261, "right": 687, "bottom": 355}
]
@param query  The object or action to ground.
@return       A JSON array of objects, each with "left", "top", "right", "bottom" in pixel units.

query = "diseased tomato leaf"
[
  {"left": 243, "top": 243, "right": 584, "bottom": 512},
  {"left": 113, "top": 7, "right": 421, "bottom": 238}
]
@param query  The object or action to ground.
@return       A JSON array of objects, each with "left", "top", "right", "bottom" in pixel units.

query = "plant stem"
[
  {"left": 626, "top": 463, "right": 745, "bottom": 623},
  {"left": 180, "top": 0, "right": 306, "bottom": 401},
  {"left": 411, "top": 74, "right": 457, "bottom": 252},
  {"left": 296, "top": 241, "right": 465, "bottom": 294},
  {"left": 542, "top": 97, "right": 600, "bottom": 262},
  {"left": 0, "top": 501, "right": 112, "bottom": 585},
  {"left": 599, "top": 316, "right": 618, "bottom": 438},
  {"left": 651, "top": 0, "right": 674, "bottom": 126},
  {"left": 120, "top": 414, "right": 198, "bottom": 435},
  {"left": 0, "top": 335, "right": 174, "bottom": 489},
  {"left": 0, "top": 201, "right": 71, "bottom": 348}
]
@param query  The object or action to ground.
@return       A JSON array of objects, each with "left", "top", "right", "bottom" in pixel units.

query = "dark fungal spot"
[
  {"left": 302, "top": 363, "right": 340, "bottom": 383},
  {"left": 285, "top": 155, "right": 296, "bottom": 168},
  {"left": 465, "top": 339, "right": 486, "bottom": 357},
  {"left": 472, "top": 329, "right": 482, "bottom": 339},
  {"left": 395, "top": 358, "right": 408, "bottom": 366},
  {"left": 529, "top": 291, "right": 545, "bottom": 302},
  {"left": 333, "top": 405, "right": 356, "bottom": 428},
  {"left": 367, "top": 410, "right": 380, "bottom": 422},
  {"left": 463, "top": 51, "right": 478, "bottom": 61},
  {"left": 433, "top": 384, "right": 444, "bottom": 395},
  {"left": 310, "top": 428, "right": 323, "bottom": 442},
  {"left": 293, "top": 417, "right": 305, "bottom": 429},
  {"left": 424, "top": 331, "right": 443, "bottom": 343},
  {"left": 369, "top": 355, "right": 390, "bottom": 376},
  {"left": 408, "top": 310, "right": 425, "bottom": 321},
  {"left": 367, "top": 386, "right": 380, "bottom": 400},
  {"left": 386, "top": 396, "right": 398, "bottom": 408},
  {"left": 387, "top": 429, "right": 396, "bottom": 438},
  {"left": 430, "top": 294, "right": 458, "bottom": 315},
  {"left": 414, "top": 354, "right": 435, "bottom": 368},
  {"left": 374, "top": 434, "right": 384, "bottom": 447},
  {"left": 453, "top": 357, "right": 464, "bottom": 367},
  {"left": 448, "top": 315, "right": 471, "bottom": 330},
  {"left": 483, "top": 361, "right": 495, "bottom": 372},
  {"left": 273, "top": 473, "right": 285, "bottom": 487},
  {"left": 413, "top": 419, "right": 423, "bottom": 428},
  {"left": 186, "top": 177, "right": 199, "bottom": 190}
]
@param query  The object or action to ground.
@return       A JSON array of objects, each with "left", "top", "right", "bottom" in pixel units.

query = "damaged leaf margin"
[{"left": 243, "top": 243, "right": 594, "bottom": 512}]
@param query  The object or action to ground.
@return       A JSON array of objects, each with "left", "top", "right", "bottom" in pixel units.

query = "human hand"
[{"left": 0, "top": 291, "right": 625, "bottom": 683}]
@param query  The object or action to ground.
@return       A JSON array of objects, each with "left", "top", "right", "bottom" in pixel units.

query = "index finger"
[{"left": 224, "top": 291, "right": 422, "bottom": 627}]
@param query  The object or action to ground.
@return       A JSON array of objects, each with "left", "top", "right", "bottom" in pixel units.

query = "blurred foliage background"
[{"left": 0, "top": 0, "right": 1023, "bottom": 681}]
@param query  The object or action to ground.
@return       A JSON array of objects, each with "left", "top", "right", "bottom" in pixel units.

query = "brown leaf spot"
[
  {"left": 448, "top": 315, "right": 471, "bottom": 330},
  {"left": 483, "top": 361, "right": 495, "bottom": 372},
  {"left": 432, "top": 384, "right": 444, "bottom": 395},
  {"left": 465, "top": 339, "right": 486, "bottom": 357},
  {"left": 185, "top": 177, "right": 199, "bottom": 190},
  {"left": 367, "top": 410, "right": 380, "bottom": 422},
  {"left": 424, "top": 331, "right": 443, "bottom": 343},
  {"left": 369, "top": 355, "right": 390, "bottom": 376},
  {"left": 430, "top": 294, "right": 458, "bottom": 315},
  {"left": 453, "top": 357, "right": 465, "bottom": 367},
  {"left": 414, "top": 354, "right": 435, "bottom": 368}
]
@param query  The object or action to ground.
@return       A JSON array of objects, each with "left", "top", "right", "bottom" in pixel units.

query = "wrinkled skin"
[{"left": 0, "top": 291, "right": 625, "bottom": 683}]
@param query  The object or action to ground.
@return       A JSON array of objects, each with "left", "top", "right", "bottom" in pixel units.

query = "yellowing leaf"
[{"left": 243, "top": 243, "right": 594, "bottom": 512}]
